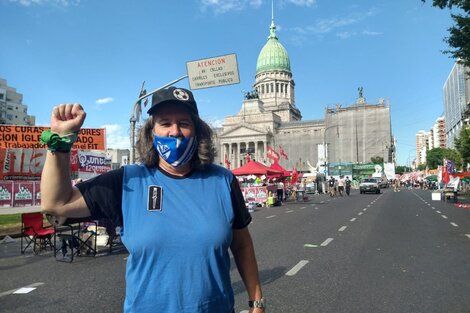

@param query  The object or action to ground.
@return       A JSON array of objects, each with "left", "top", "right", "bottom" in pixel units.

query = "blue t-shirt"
[{"left": 77, "top": 163, "right": 251, "bottom": 313}]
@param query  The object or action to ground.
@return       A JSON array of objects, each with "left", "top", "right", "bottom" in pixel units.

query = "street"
[{"left": 1, "top": 188, "right": 469, "bottom": 313}]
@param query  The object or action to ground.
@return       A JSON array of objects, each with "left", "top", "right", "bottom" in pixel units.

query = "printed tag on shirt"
[{"left": 147, "top": 185, "right": 163, "bottom": 212}]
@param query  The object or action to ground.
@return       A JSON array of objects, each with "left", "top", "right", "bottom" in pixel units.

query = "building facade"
[
  {"left": 214, "top": 15, "right": 394, "bottom": 173},
  {"left": 0, "top": 78, "right": 35, "bottom": 125},
  {"left": 443, "top": 62, "right": 470, "bottom": 147},
  {"left": 415, "top": 130, "right": 429, "bottom": 166}
]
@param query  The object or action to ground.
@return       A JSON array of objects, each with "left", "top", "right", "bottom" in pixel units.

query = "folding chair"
[{"left": 21, "top": 212, "right": 55, "bottom": 255}]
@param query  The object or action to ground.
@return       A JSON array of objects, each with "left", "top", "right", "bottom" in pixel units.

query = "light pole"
[{"left": 129, "top": 75, "right": 188, "bottom": 164}]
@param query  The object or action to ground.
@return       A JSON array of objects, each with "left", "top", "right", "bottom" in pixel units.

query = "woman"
[{"left": 40, "top": 87, "right": 265, "bottom": 313}]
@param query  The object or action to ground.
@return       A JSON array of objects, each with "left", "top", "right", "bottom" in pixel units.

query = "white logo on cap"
[{"left": 173, "top": 89, "right": 190, "bottom": 101}]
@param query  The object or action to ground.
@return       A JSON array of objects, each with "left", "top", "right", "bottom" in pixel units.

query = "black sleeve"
[
  {"left": 230, "top": 175, "right": 252, "bottom": 229},
  {"left": 75, "top": 167, "right": 124, "bottom": 226}
]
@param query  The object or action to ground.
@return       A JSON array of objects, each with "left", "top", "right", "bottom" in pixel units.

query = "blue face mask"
[{"left": 153, "top": 136, "right": 198, "bottom": 168}]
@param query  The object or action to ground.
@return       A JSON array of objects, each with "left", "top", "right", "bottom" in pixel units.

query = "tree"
[
  {"left": 426, "top": 147, "right": 462, "bottom": 169},
  {"left": 370, "top": 156, "right": 384, "bottom": 164},
  {"left": 417, "top": 164, "right": 427, "bottom": 171},
  {"left": 422, "top": 0, "right": 470, "bottom": 70},
  {"left": 396, "top": 165, "right": 413, "bottom": 174},
  {"left": 454, "top": 126, "right": 470, "bottom": 168}
]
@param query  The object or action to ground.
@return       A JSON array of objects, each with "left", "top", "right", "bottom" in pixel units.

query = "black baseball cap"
[{"left": 147, "top": 86, "right": 199, "bottom": 116}]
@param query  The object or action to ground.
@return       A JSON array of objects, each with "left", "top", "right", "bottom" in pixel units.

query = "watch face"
[{"left": 249, "top": 298, "right": 266, "bottom": 308}]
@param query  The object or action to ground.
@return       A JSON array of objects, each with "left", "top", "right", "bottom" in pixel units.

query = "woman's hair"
[{"left": 135, "top": 112, "right": 216, "bottom": 170}]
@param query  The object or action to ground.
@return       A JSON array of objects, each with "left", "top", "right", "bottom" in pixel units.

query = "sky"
[{"left": 0, "top": 0, "right": 457, "bottom": 166}]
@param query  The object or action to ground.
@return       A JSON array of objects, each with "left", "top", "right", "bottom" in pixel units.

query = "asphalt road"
[{"left": 1, "top": 188, "right": 469, "bottom": 313}]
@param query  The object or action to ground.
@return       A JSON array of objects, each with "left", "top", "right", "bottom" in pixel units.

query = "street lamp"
[{"left": 129, "top": 75, "right": 188, "bottom": 164}]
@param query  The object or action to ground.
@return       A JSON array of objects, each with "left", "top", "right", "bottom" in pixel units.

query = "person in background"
[
  {"left": 40, "top": 87, "right": 265, "bottom": 313},
  {"left": 337, "top": 175, "right": 345, "bottom": 197},
  {"left": 345, "top": 176, "right": 351, "bottom": 196},
  {"left": 276, "top": 179, "right": 284, "bottom": 204}
]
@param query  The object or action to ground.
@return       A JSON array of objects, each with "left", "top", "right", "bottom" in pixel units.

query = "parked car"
[{"left": 359, "top": 178, "right": 381, "bottom": 194}]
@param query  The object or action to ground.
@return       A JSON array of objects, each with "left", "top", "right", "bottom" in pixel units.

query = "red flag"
[
  {"left": 442, "top": 159, "right": 449, "bottom": 184},
  {"left": 266, "top": 146, "right": 280, "bottom": 161},
  {"left": 278, "top": 145, "right": 288, "bottom": 160},
  {"left": 245, "top": 153, "right": 251, "bottom": 163},
  {"left": 224, "top": 154, "right": 230, "bottom": 169},
  {"left": 291, "top": 166, "right": 299, "bottom": 185}
]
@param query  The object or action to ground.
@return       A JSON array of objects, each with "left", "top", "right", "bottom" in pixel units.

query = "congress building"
[{"left": 214, "top": 16, "right": 395, "bottom": 174}]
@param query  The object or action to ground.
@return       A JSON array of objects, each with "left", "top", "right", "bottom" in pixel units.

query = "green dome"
[{"left": 256, "top": 20, "right": 291, "bottom": 74}]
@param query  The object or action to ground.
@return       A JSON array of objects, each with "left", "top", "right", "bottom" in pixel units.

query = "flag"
[
  {"left": 245, "top": 153, "right": 251, "bottom": 163},
  {"left": 442, "top": 159, "right": 449, "bottom": 184},
  {"left": 291, "top": 166, "right": 299, "bottom": 185},
  {"left": 224, "top": 154, "right": 230, "bottom": 169},
  {"left": 446, "top": 159, "right": 456, "bottom": 174},
  {"left": 266, "top": 146, "right": 280, "bottom": 161},
  {"left": 278, "top": 145, "right": 288, "bottom": 160}
]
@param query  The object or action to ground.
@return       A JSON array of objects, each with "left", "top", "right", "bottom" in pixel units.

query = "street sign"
[{"left": 186, "top": 53, "right": 240, "bottom": 90}]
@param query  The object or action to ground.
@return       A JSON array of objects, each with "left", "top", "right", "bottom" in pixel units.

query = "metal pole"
[{"left": 129, "top": 75, "right": 189, "bottom": 164}]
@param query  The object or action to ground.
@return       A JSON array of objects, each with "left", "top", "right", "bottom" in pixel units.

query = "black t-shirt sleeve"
[
  {"left": 230, "top": 174, "right": 252, "bottom": 229},
  {"left": 75, "top": 167, "right": 124, "bottom": 226}
]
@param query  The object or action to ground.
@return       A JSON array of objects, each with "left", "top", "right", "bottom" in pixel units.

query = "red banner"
[
  {"left": 241, "top": 186, "right": 268, "bottom": 203},
  {"left": 13, "top": 181, "right": 34, "bottom": 207},
  {"left": 0, "top": 181, "right": 13, "bottom": 207}
]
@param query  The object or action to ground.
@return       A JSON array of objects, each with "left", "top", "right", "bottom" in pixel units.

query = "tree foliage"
[
  {"left": 454, "top": 126, "right": 470, "bottom": 167},
  {"left": 370, "top": 156, "right": 384, "bottom": 164},
  {"left": 422, "top": 0, "right": 470, "bottom": 69},
  {"left": 426, "top": 147, "right": 462, "bottom": 169},
  {"left": 396, "top": 165, "right": 413, "bottom": 174}
]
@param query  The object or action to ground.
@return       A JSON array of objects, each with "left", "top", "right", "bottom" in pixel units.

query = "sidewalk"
[{"left": 0, "top": 205, "right": 41, "bottom": 215}]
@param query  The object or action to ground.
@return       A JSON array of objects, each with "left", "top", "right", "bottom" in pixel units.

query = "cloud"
[
  {"left": 9, "top": 0, "right": 80, "bottom": 6},
  {"left": 290, "top": 7, "right": 380, "bottom": 35},
  {"left": 203, "top": 117, "right": 224, "bottom": 128},
  {"left": 284, "top": 0, "right": 316, "bottom": 7},
  {"left": 95, "top": 97, "right": 114, "bottom": 105},
  {"left": 102, "top": 124, "right": 130, "bottom": 150},
  {"left": 200, "top": 0, "right": 262, "bottom": 14},
  {"left": 362, "top": 30, "right": 382, "bottom": 36},
  {"left": 336, "top": 31, "right": 357, "bottom": 39}
]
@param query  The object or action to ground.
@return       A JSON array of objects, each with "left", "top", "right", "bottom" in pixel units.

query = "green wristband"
[{"left": 40, "top": 129, "right": 79, "bottom": 152}]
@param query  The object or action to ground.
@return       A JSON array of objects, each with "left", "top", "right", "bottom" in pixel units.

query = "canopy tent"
[
  {"left": 268, "top": 161, "right": 291, "bottom": 177},
  {"left": 232, "top": 160, "right": 283, "bottom": 177}
]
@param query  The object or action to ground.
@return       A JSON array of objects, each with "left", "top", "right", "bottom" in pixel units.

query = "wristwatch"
[{"left": 248, "top": 297, "right": 266, "bottom": 309}]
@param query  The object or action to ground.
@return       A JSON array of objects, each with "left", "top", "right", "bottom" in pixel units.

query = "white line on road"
[
  {"left": 465, "top": 234, "right": 470, "bottom": 239},
  {"left": 286, "top": 260, "right": 309, "bottom": 276},
  {"left": 0, "top": 282, "right": 45, "bottom": 298},
  {"left": 350, "top": 218, "right": 356, "bottom": 222},
  {"left": 367, "top": 205, "right": 371, "bottom": 207},
  {"left": 301, "top": 206, "right": 306, "bottom": 210},
  {"left": 321, "top": 201, "right": 325, "bottom": 204},
  {"left": 450, "top": 222, "right": 459, "bottom": 227},
  {"left": 431, "top": 207, "right": 435, "bottom": 210},
  {"left": 338, "top": 226, "right": 347, "bottom": 232},
  {"left": 436, "top": 210, "right": 442, "bottom": 214},
  {"left": 358, "top": 212, "right": 363, "bottom": 215},
  {"left": 285, "top": 210, "right": 294, "bottom": 213},
  {"left": 363, "top": 208, "right": 367, "bottom": 211},
  {"left": 441, "top": 215, "right": 448, "bottom": 219},
  {"left": 321, "top": 238, "right": 334, "bottom": 246},
  {"left": 266, "top": 215, "right": 276, "bottom": 219},
  {"left": 311, "top": 204, "right": 315, "bottom": 206}
]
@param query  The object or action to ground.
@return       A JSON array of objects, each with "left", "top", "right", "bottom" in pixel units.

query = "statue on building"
[
  {"left": 244, "top": 89, "right": 259, "bottom": 100},
  {"left": 358, "top": 86, "right": 364, "bottom": 99}
]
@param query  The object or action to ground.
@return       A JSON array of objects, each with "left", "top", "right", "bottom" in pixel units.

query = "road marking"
[
  {"left": 350, "top": 218, "right": 356, "bottom": 222},
  {"left": 304, "top": 243, "right": 318, "bottom": 248},
  {"left": 300, "top": 206, "right": 306, "bottom": 210},
  {"left": 321, "top": 238, "right": 334, "bottom": 246},
  {"left": 358, "top": 212, "right": 363, "bottom": 216},
  {"left": 338, "top": 226, "right": 347, "bottom": 232},
  {"left": 363, "top": 208, "right": 367, "bottom": 211},
  {"left": 427, "top": 203, "right": 431, "bottom": 206},
  {"left": 285, "top": 210, "right": 294, "bottom": 213},
  {"left": 311, "top": 204, "right": 315, "bottom": 206},
  {"left": 465, "top": 234, "right": 470, "bottom": 239},
  {"left": 450, "top": 222, "right": 458, "bottom": 227},
  {"left": 321, "top": 201, "right": 325, "bottom": 204},
  {"left": 441, "top": 215, "right": 448, "bottom": 219},
  {"left": 431, "top": 207, "right": 435, "bottom": 210},
  {"left": 0, "top": 282, "right": 44, "bottom": 298},
  {"left": 314, "top": 207, "right": 319, "bottom": 210},
  {"left": 436, "top": 210, "right": 441, "bottom": 214},
  {"left": 266, "top": 215, "right": 276, "bottom": 219},
  {"left": 367, "top": 205, "right": 371, "bottom": 207},
  {"left": 286, "top": 260, "right": 309, "bottom": 276}
]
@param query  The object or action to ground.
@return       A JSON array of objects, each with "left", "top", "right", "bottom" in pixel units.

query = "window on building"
[{"left": 276, "top": 83, "right": 279, "bottom": 93}]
